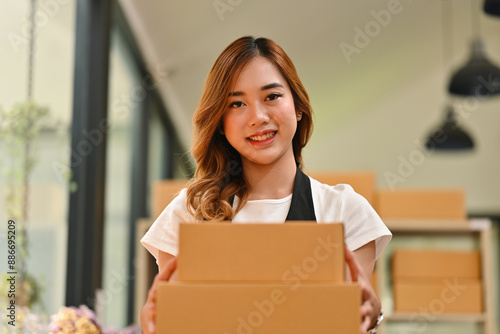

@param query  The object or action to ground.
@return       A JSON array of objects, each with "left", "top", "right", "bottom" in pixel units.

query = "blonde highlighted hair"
[{"left": 187, "top": 36, "right": 313, "bottom": 221}]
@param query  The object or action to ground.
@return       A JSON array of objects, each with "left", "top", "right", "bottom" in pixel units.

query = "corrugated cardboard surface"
[
  {"left": 178, "top": 222, "right": 345, "bottom": 282},
  {"left": 307, "top": 171, "right": 375, "bottom": 205},
  {"left": 152, "top": 179, "right": 187, "bottom": 219},
  {"left": 393, "top": 279, "right": 483, "bottom": 313},
  {"left": 157, "top": 282, "right": 360, "bottom": 334},
  {"left": 392, "top": 249, "right": 481, "bottom": 280},
  {"left": 375, "top": 189, "right": 466, "bottom": 219}
]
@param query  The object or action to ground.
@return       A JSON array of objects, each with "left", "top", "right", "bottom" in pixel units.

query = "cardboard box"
[
  {"left": 157, "top": 282, "right": 360, "bottom": 334},
  {"left": 375, "top": 189, "right": 466, "bottom": 219},
  {"left": 392, "top": 249, "right": 481, "bottom": 280},
  {"left": 307, "top": 171, "right": 375, "bottom": 205},
  {"left": 178, "top": 222, "right": 344, "bottom": 282},
  {"left": 152, "top": 179, "right": 187, "bottom": 219},
  {"left": 393, "top": 279, "right": 483, "bottom": 313}
]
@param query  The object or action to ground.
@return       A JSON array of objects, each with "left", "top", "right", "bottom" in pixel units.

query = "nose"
[{"left": 248, "top": 102, "right": 270, "bottom": 127}]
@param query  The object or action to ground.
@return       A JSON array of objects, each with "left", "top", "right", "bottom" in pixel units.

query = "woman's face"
[{"left": 222, "top": 56, "right": 300, "bottom": 168}]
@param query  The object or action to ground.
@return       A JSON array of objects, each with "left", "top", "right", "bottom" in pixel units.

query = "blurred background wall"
[{"left": 0, "top": 0, "right": 499, "bottom": 330}]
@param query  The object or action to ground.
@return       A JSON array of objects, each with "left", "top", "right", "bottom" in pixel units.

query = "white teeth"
[{"left": 249, "top": 131, "right": 276, "bottom": 141}]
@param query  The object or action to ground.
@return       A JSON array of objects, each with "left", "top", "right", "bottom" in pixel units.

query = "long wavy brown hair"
[{"left": 186, "top": 36, "right": 313, "bottom": 221}]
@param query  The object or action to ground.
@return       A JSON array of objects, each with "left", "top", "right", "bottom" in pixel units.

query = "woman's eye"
[
  {"left": 266, "top": 93, "right": 283, "bottom": 101},
  {"left": 228, "top": 101, "right": 243, "bottom": 108}
]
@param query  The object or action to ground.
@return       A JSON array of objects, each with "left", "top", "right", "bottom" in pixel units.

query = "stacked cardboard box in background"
[
  {"left": 392, "top": 249, "right": 483, "bottom": 314},
  {"left": 375, "top": 189, "right": 466, "bottom": 219},
  {"left": 157, "top": 222, "right": 361, "bottom": 333}
]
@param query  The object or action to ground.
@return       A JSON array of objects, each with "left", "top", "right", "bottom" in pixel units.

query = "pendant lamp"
[
  {"left": 448, "top": 39, "right": 500, "bottom": 97},
  {"left": 425, "top": 1, "right": 475, "bottom": 152},
  {"left": 484, "top": 0, "right": 500, "bottom": 16},
  {"left": 425, "top": 105, "right": 474, "bottom": 151}
]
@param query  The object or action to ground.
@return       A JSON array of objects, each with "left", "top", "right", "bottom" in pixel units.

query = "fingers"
[
  {"left": 345, "top": 247, "right": 382, "bottom": 333},
  {"left": 157, "top": 256, "right": 178, "bottom": 281},
  {"left": 147, "top": 257, "right": 178, "bottom": 303},
  {"left": 359, "top": 289, "right": 381, "bottom": 332},
  {"left": 360, "top": 301, "right": 372, "bottom": 318},
  {"left": 140, "top": 301, "right": 157, "bottom": 334},
  {"left": 141, "top": 257, "right": 178, "bottom": 334},
  {"left": 361, "top": 314, "right": 372, "bottom": 333},
  {"left": 147, "top": 320, "right": 155, "bottom": 334},
  {"left": 360, "top": 299, "right": 377, "bottom": 333}
]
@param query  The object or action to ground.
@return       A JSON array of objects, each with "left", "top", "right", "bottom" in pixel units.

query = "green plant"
[{"left": 0, "top": 100, "right": 50, "bottom": 308}]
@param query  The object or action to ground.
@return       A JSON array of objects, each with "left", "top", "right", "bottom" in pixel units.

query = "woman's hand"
[
  {"left": 345, "top": 245, "right": 381, "bottom": 334},
  {"left": 140, "top": 256, "right": 178, "bottom": 334}
]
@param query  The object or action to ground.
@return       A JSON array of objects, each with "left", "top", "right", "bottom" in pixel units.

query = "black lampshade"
[
  {"left": 425, "top": 106, "right": 474, "bottom": 151},
  {"left": 448, "top": 39, "right": 500, "bottom": 97},
  {"left": 484, "top": 0, "right": 500, "bottom": 16}
]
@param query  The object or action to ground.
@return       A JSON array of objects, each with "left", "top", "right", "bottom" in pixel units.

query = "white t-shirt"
[{"left": 141, "top": 177, "right": 392, "bottom": 261}]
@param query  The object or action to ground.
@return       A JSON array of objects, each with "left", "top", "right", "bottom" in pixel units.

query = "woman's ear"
[
  {"left": 218, "top": 123, "right": 225, "bottom": 135},
  {"left": 296, "top": 111, "right": 302, "bottom": 121}
]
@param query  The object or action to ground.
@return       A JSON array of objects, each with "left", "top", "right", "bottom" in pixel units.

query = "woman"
[{"left": 141, "top": 36, "right": 391, "bottom": 334}]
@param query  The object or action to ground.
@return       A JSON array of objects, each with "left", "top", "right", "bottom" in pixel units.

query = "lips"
[{"left": 247, "top": 131, "right": 277, "bottom": 142}]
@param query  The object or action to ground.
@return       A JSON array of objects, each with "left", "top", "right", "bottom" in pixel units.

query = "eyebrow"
[{"left": 228, "top": 82, "right": 284, "bottom": 97}]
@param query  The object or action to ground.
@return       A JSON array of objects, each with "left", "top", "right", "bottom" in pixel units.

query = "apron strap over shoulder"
[{"left": 285, "top": 166, "right": 317, "bottom": 222}]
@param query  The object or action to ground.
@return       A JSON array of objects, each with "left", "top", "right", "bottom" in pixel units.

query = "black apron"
[
  {"left": 285, "top": 167, "right": 317, "bottom": 222},
  {"left": 229, "top": 167, "right": 317, "bottom": 222}
]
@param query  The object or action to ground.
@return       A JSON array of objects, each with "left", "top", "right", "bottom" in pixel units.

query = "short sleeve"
[
  {"left": 310, "top": 178, "right": 391, "bottom": 260},
  {"left": 338, "top": 185, "right": 392, "bottom": 260},
  {"left": 140, "top": 188, "right": 193, "bottom": 259}
]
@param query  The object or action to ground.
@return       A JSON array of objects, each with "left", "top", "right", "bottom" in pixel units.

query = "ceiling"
[
  {"left": 118, "top": 0, "right": 500, "bottom": 147},
  {"left": 117, "top": 1, "right": 470, "bottom": 142}
]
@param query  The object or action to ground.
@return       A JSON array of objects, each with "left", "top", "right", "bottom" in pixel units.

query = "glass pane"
[
  {"left": 0, "top": 0, "right": 76, "bottom": 321},
  {"left": 102, "top": 24, "right": 141, "bottom": 328}
]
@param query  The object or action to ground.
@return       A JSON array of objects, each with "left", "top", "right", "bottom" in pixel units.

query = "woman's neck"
[{"left": 243, "top": 153, "right": 297, "bottom": 200}]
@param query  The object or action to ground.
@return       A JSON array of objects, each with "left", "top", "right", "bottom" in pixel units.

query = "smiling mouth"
[{"left": 247, "top": 131, "right": 277, "bottom": 142}]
